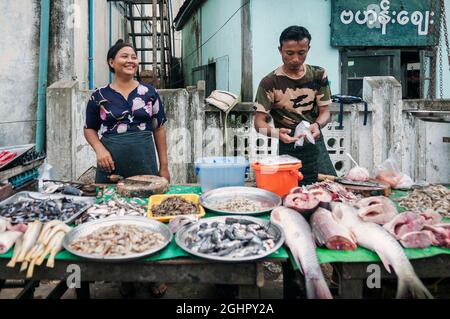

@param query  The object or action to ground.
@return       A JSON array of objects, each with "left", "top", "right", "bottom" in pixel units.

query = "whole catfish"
[
  {"left": 271, "top": 207, "right": 332, "bottom": 299},
  {"left": 332, "top": 203, "right": 433, "bottom": 299}
]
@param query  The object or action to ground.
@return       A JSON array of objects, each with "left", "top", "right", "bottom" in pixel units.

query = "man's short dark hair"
[{"left": 279, "top": 26, "right": 311, "bottom": 47}]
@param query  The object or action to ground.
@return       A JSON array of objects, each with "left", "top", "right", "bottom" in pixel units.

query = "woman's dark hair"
[
  {"left": 279, "top": 26, "right": 311, "bottom": 47},
  {"left": 107, "top": 39, "right": 137, "bottom": 73}
]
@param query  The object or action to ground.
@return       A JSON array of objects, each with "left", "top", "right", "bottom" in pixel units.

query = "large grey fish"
[
  {"left": 332, "top": 203, "right": 433, "bottom": 299},
  {"left": 271, "top": 207, "right": 332, "bottom": 299}
]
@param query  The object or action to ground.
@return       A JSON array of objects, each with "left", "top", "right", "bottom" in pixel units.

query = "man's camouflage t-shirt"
[{"left": 254, "top": 64, "right": 332, "bottom": 129}]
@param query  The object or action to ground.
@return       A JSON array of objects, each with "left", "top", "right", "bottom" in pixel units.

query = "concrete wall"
[
  {"left": 0, "top": 0, "right": 127, "bottom": 147},
  {"left": 180, "top": 0, "right": 450, "bottom": 100},
  {"left": 181, "top": 0, "right": 243, "bottom": 94},
  {"left": 0, "top": 0, "right": 40, "bottom": 147},
  {"left": 251, "top": 0, "right": 340, "bottom": 97}
]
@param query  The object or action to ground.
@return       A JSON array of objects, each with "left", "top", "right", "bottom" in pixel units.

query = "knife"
[{"left": 318, "top": 174, "right": 387, "bottom": 188}]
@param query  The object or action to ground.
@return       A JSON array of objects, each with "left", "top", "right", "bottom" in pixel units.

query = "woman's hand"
[
  {"left": 159, "top": 167, "right": 171, "bottom": 182},
  {"left": 95, "top": 147, "right": 115, "bottom": 173}
]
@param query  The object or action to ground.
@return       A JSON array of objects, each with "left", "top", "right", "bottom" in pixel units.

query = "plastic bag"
[
  {"left": 375, "top": 158, "right": 413, "bottom": 189},
  {"left": 294, "top": 121, "right": 315, "bottom": 148},
  {"left": 37, "top": 161, "right": 59, "bottom": 191}
]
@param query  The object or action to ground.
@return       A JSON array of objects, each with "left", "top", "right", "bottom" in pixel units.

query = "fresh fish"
[
  {"left": 168, "top": 215, "right": 199, "bottom": 233},
  {"left": 356, "top": 196, "right": 397, "bottom": 224},
  {"left": 399, "top": 231, "right": 433, "bottom": 249},
  {"left": 419, "top": 209, "right": 442, "bottom": 225},
  {"left": 383, "top": 212, "right": 426, "bottom": 239},
  {"left": 16, "top": 221, "right": 43, "bottom": 263},
  {"left": 332, "top": 203, "right": 433, "bottom": 299},
  {"left": 423, "top": 224, "right": 450, "bottom": 248},
  {"left": 310, "top": 207, "right": 357, "bottom": 251},
  {"left": 271, "top": 207, "right": 332, "bottom": 299},
  {"left": 0, "top": 217, "right": 9, "bottom": 232},
  {"left": 0, "top": 231, "right": 23, "bottom": 254}
]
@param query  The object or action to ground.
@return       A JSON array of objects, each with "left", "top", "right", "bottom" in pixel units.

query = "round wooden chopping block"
[{"left": 341, "top": 180, "right": 391, "bottom": 197}]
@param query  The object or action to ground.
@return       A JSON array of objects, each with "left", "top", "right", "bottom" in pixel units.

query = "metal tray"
[
  {"left": 0, "top": 144, "right": 35, "bottom": 170},
  {"left": 0, "top": 191, "right": 95, "bottom": 225},
  {"left": 199, "top": 186, "right": 282, "bottom": 215},
  {"left": 63, "top": 216, "right": 172, "bottom": 262},
  {"left": 175, "top": 215, "right": 285, "bottom": 262}
]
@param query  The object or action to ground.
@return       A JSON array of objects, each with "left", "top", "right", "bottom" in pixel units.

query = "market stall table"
[
  {"left": 0, "top": 185, "right": 289, "bottom": 299},
  {"left": 1, "top": 186, "right": 449, "bottom": 299},
  {"left": 283, "top": 189, "right": 450, "bottom": 298}
]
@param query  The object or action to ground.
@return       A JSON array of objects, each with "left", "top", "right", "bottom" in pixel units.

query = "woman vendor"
[
  {"left": 83, "top": 39, "right": 169, "bottom": 297},
  {"left": 84, "top": 39, "right": 170, "bottom": 184}
]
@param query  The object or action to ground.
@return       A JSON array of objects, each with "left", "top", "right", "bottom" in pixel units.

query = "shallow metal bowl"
[
  {"left": 175, "top": 215, "right": 284, "bottom": 262},
  {"left": 63, "top": 216, "right": 172, "bottom": 262},
  {"left": 0, "top": 191, "right": 95, "bottom": 225},
  {"left": 199, "top": 187, "right": 282, "bottom": 215}
]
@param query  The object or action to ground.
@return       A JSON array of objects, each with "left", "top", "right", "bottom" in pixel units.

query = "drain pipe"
[
  {"left": 35, "top": 0, "right": 50, "bottom": 153},
  {"left": 89, "top": 0, "right": 94, "bottom": 89}
]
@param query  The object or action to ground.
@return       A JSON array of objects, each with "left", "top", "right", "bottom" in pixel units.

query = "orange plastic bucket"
[{"left": 251, "top": 162, "right": 303, "bottom": 197}]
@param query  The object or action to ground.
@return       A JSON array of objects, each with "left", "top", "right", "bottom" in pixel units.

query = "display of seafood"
[
  {"left": 395, "top": 185, "right": 450, "bottom": 218},
  {"left": 310, "top": 207, "right": 357, "bottom": 251},
  {"left": 151, "top": 196, "right": 199, "bottom": 217},
  {"left": 271, "top": 207, "right": 332, "bottom": 299},
  {"left": 284, "top": 191, "right": 320, "bottom": 217},
  {"left": 78, "top": 195, "right": 147, "bottom": 223},
  {"left": 383, "top": 210, "right": 449, "bottom": 248},
  {"left": 356, "top": 196, "right": 398, "bottom": 225},
  {"left": 331, "top": 203, "right": 433, "bottom": 298},
  {"left": 69, "top": 224, "right": 166, "bottom": 257},
  {"left": 209, "top": 197, "right": 264, "bottom": 212},
  {"left": 7, "top": 220, "right": 70, "bottom": 278},
  {"left": 0, "top": 217, "right": 27, "bottom": 254},
  {"left": 306, "top": 181, "right": 358, "bottom": 203},
  {"left": 346, "top": 166, "right": 370, "bottom": 182},
  {"left": 0, "top": 197, "right": 88, "bottom": 224},
  {"left": 181, "top": 217, "right": 278, "bottom": 259},
  {"left": 42, "top": 181, "right": 97, "bottom": 197}
]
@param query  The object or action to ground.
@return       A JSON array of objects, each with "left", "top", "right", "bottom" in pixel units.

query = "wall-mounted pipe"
[
  {"left": 35, "top": 0, "right": 51, "bottom": 153},
  {"left": 89, "top": 0, "right": 94, "bottom": 89}
]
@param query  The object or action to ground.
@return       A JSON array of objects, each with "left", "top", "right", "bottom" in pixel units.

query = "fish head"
[{"left": 331, "top": 203, "right": 360, "bottom": 228}]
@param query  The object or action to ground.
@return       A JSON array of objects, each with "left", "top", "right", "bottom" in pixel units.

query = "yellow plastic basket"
[{"left": 147, "top": 194, "right": 205, "bottom": 223}]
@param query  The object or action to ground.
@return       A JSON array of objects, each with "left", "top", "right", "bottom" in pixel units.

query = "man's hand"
[
  {"left": 310, "top": 123, "right": 321, "bottom": 140},
  {"left": 95, "top": 146, "right": 115, "bottom": 173},
  {"left": 278, "top": 128, "right": 300, "bottom": 144}
]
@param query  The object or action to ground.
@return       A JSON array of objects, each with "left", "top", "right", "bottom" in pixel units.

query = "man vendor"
[{"left": 254, "top": 25, "right": 336, "bottom": 185}]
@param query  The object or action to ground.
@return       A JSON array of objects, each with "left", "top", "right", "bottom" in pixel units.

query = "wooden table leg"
[
  {"left": 282, "top": 261, "right": 300, "bottom": 299},
  {"left": 75, "top": 281, "right": 90, "bottom": 299},
  {"left": 16, "top": 280, "right": 39, "bottom": 299},
  {"left": 46, "top": 281, "right": 69, "bottom": 299}
]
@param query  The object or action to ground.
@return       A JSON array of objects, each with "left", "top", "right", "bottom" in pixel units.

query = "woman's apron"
[
  {"left": 279, "top": 129, "right": 336, "bottom": 186},
  {"left": 95, "top": 131, "right": 159, "bottom": 183}
]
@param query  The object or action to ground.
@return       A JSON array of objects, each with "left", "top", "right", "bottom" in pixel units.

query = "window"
[
  {"left": 341, "top": 49, "right": 435, "bottom": 99},
  {"left": 192, "top": 63, "right": 216, "bottom": 97}
]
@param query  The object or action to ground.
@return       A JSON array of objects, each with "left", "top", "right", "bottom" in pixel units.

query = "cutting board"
[{"left": 318, "top": 174, "right": 391, "bottom": 197}]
